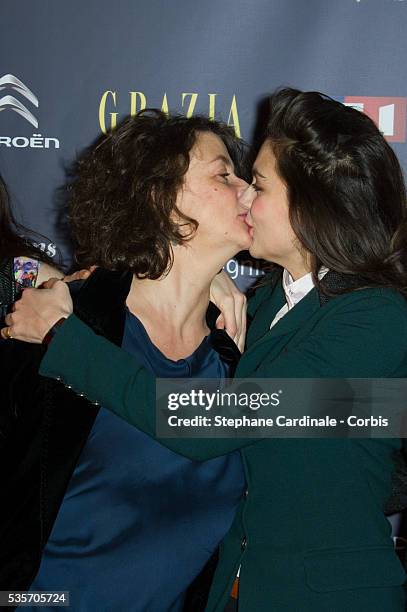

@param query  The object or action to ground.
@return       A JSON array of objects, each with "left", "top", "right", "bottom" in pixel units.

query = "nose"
[{"left": 238, "top": 183, "right": 256, "bottom": 211}]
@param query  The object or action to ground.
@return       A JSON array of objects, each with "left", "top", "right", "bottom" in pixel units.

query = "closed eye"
[{"left": 219, "top": 173, "right": 231, "bottom": 181}]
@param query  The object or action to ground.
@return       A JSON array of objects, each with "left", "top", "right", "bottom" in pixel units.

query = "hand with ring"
[
  {"left": 1, "top": 326, "right": 13, "bottom": 340},
  {"left": 0, "top": 279, "right": 74, "bottom": 344}
]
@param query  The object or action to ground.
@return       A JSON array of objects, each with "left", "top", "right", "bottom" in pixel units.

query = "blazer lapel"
[
  {"left": 246, "top": 280, "right": 285, "bottom": 347},
  {"left": 245, "top": 283, "right": 321, "bottom": 362}
]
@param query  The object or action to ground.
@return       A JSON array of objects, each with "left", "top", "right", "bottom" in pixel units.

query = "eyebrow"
[
  {"left": 252, "top": 168, "right": 266, "bottom": 179},
  {"left": 209, "top": 155, "right": 234, "bottom": 170}
]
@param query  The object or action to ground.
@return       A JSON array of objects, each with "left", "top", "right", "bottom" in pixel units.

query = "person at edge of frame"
[{"left": 0, "top": 171, "right": 67, "bottom": 322}]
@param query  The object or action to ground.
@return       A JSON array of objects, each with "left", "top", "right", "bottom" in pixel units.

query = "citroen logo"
[{"left": 0, "top": 74, "right": 39, "bottom": 128}]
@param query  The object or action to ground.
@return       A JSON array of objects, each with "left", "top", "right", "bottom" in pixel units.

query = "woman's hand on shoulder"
[
  {"left": 36, "top": 262, "right": 64, "bottom": 286},
  {"left": 62, "top": 265, "right": 97, "bottom": 284},
  {"left": 37, "top": 264, "right": 96, "bottom": 287},
  {"left": 210, "top": 270, "right": 247, "bottom": 352},
  {"left": 1, "top": 280, "right": 73, "bottom": 343}
]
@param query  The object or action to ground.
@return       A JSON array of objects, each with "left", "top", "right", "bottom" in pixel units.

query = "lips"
[
  {"left": 244, "top": 216, "right": 254, "bottom": 237},
  {"left": 237, "top": 213, "right": 251, "bottom": 232}
]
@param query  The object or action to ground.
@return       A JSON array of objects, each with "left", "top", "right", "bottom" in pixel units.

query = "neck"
[
  {"left": 283, "top": 254, "right": 311, "bottom": 281},
  {"left": 126, "top": 243, "right": 231, "bottom": 338},
  {"left": 286, "top": 266, "right": 312, "bottom": 282}
]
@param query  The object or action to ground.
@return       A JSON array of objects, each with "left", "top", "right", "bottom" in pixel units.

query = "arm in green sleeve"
[{"left": 39, "top": 314, "right": 256, "bottom": 460}]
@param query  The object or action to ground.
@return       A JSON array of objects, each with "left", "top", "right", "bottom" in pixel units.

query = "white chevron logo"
[{"left": 0, "top": 74, "right": 39, "bottom": 128}]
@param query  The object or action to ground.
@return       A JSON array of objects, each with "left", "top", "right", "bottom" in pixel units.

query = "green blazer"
[{"left": 40, "top": 274, "right": 407, "bottom": 611}]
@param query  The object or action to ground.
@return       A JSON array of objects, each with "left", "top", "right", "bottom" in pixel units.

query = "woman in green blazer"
[{"left": 5, "top": 89, "right": 407, "bottom": 611}]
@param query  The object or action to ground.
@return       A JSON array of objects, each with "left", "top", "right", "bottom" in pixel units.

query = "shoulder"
[
  {"left": 247, "top": 287, "right": 407, "bottom": 378},
  {"left": 318, "top": 286, "right": 407, "bottom": 327},
  {"left": 309, "top": 287, "right": 407, "bottom": 375}
]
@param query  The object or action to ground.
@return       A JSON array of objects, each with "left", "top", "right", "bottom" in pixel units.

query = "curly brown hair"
[{"left": 68, "top": 110, "right": 246, "bottom": 279}]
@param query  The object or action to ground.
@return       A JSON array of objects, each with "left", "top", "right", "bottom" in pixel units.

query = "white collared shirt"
[{"left": 270, "top": 267, "right": 329, "bottom": 329}]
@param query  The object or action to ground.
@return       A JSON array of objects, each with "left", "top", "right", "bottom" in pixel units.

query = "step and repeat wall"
[
  {"left": 1, "top": 0, "right": 406, "bottom": 285},
  {"left": 1, "top": 0, "right": 407, "bottom": 543}
]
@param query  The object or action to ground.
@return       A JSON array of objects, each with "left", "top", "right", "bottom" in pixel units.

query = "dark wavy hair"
[
  {"left": 68, "top": 110, "right": 246, "bottom": 279},
  {"left": 0, "top": 172, "right": 54, "bottom": 264},
  {"left": 265, "top": 88, "right": 407, "bottom": 295}
]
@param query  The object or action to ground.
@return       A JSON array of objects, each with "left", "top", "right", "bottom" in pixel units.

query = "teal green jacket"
[{"left": 40, "top": 276, "right": 407, "bottom": 611}]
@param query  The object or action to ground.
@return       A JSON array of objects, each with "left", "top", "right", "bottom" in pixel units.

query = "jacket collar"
[
  {"left": 281, "top": 266, "right": 329, "bottom": 311},
  {"left": 247, "top": 283, "right": 320, "bottom": 354},
  {"left": 71, "top": 268, "right": 132, "bottom": 347}
]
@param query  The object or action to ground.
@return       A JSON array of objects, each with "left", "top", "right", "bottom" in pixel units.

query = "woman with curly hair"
[{"left": 0, "top": 112, "right": 252, "bottom": 611}]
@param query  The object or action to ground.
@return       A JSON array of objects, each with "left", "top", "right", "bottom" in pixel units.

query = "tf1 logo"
[{"left": 342, "top": 97, "right": 406, "bottom": 143}]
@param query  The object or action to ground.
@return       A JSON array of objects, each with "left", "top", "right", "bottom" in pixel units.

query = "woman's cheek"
[{"left": 251, "top": 196, "right": 266, "bottom": 218}]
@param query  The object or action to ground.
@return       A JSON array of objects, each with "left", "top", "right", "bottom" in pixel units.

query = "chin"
[
  {"left": 239, "top": 237, "right": 253, "bottom": 251},
  {"left": 236, "top": 230, "right": 253, "bottom": 252},
  {"left": 248, "top": 243, "right": 263, "bottom": 259},
  {"left": 227, "top": 237, "right": 251, "bottom": 254}
]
